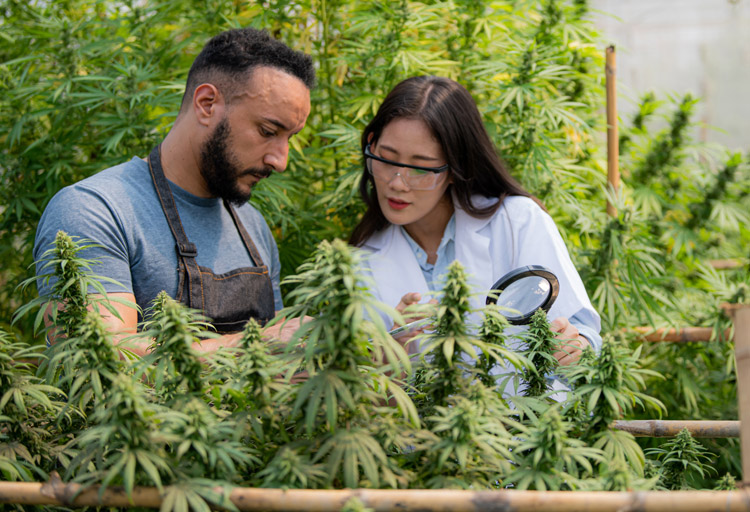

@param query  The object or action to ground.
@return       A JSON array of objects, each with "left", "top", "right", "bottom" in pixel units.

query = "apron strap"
[
  {"left": 147, "top": 145, "right": 205, "bottom": 311},
  {"left": 224, "top": 200, "right": 267, "bottom": 269}
]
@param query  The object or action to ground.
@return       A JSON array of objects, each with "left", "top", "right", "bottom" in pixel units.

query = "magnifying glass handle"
[{"left": 388, "top": 318, "right": 430, "bottom": 337}]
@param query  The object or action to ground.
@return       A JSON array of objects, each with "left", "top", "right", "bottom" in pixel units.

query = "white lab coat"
[{"left": 360, "top": 194, "right": 601, "bottom": 347}]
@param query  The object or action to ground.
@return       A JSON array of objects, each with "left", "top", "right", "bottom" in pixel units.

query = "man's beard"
[{"left": 199, "top": 118, "right": 272, "bottom": 206}]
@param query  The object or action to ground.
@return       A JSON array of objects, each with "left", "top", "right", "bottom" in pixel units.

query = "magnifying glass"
[
  {"left": 485, "top": 265, "right": 559, "bottom": 325},
  {"left": 388, "top": 265, "right": 559, "bottom": 336}
]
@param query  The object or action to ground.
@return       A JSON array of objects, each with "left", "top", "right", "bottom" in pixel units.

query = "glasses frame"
[{"left": 363, "top": 144, "right": 450, "bottom": 175}]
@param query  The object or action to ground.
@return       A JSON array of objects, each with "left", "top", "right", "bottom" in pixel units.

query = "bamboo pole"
[
  {"left": 612, "top": 420, "right": 739, "bottom": 438},
  {"left": 3, "top": 479, "right": 750, "bottom": 512},
  {"left": 605, "top": 45, "right": 619, "bottom": 218},
  {"left": 726, "top": 304, "right": 750, "bottom": 483},
  {"left": 631, "top": 326, "right": 732, "bottom": 343},
  {"left": 710, "top": 259, "right": 745, "bottom": 270}
]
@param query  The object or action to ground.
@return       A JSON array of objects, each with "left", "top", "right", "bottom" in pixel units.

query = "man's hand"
[
  {"left": 44, "top": 292, "right": 258, "bottom": 357},
  {"left": 550, "top": 316, "right": 588, "bottom": 366},
  {"left": 262, "top": 316, "right": 310, "bottom": 344}
]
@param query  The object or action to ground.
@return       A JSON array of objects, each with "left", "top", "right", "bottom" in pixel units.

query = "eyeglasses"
[{"left": 363, "top": 144, "right": 449, "bottom": 191}]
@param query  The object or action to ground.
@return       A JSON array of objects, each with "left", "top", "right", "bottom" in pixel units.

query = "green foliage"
[
  {"left": 0, "top": 0, "right": 747, "bottom": 499},
  {"left": 67, "top": 373, "right": 172, "bottom": 494},
  {"left": 476, "top": 304, "right": 525, "bottom": 387},
  {"left": 646, "top": 428, "right": 716, "bottom": 490},
  {"left": 47, "top": 310, "right": 122, "bottom": 413},
  {"left": 259, "top": 239, "right": 416, "bottom": 489},
  {"left": 139, "top": 292, "right": 214, "bottom": 403},
  {"left": 417, "top": 389, "right": 518, "bottom": 489},
  {"left": 0, "top": 329, "right": 63, "bottom": 481},
  {"left": 507, "top": 407, "right": 603, "bottom": 490},
  {"left": 562, "top": 338, "right": 665, "bottom": 473},
  {"left": 520, "top": 309, "right": 560, "bottom": 397},
  {"left": 417, "top": 260, "right": 483, "bottom": 410},
  {"left": 1, "top": 227, "right": 740, "bottom": 499}
]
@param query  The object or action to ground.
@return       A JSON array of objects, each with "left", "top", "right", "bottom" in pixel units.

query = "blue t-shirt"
[{"left": 34, "top": 157, "right": 283, "bottom": 317}]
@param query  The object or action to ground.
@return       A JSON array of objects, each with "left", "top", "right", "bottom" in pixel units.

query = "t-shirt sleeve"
[{"left": 33, "top": 185, "right": 132, "bottom": 297}]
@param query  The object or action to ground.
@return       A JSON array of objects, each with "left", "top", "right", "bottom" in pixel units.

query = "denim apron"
[{"left": 147, "top": 145, "right": 275, "bottom": 332}]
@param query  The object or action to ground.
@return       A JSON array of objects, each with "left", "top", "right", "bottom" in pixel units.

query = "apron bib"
[{"left": 147, "top": 145, "right": 275, "bottom": 333}]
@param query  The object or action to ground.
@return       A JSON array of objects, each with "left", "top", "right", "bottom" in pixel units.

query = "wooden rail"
[
  {"left": 631, "top": 326, "right": 732, "bottom": 343},
  {"left": 2, "top": 475, "right": 750, "bottom": 512},
  {"left": 709, "top": 259, "right": 745, "bottom": 270},
  {"left": 612, "top": 420, "right": 739, "bottom": 438}
]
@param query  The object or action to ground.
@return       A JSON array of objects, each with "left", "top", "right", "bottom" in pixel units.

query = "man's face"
[{"left": 199, "top": 66, "right": 311, "bottom": 205}]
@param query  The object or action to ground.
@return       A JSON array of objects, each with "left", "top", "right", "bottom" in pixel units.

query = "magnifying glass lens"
[
  {"left": 486, "top": 265, "right": 559, "bottom": 325},
  {"left": 496, "top": 276, "right": 550, "bottom": 313}
]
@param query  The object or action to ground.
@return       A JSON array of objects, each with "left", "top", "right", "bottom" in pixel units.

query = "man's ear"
[{"left": 192, "top": 83, "right": 223, "bottom": 126}]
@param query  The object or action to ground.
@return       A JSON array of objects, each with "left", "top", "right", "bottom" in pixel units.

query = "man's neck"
[{"left": 158, "top": 122, "right": 211, "bottom": 198}]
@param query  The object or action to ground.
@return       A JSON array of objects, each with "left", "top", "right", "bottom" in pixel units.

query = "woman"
[{"left": 349, "top": 76, "right": 601, "bottom": 366}]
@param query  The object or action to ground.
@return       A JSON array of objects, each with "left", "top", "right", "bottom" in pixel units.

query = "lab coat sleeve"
[{"left": 497, "top": 197, "right": 601, "bottom": 347}]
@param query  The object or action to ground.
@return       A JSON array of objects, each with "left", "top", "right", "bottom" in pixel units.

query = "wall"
[{"left": 592, "top": 0, "right": 750, "bottom": 151}]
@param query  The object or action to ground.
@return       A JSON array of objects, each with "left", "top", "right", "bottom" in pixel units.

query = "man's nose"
[{"left": 264, "top": 140, "right": 289, "bottom": 172}]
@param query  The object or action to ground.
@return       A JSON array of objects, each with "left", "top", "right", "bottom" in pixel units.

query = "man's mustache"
[{"left": 243, "top": 167, "right": 273, "bottom": 179}]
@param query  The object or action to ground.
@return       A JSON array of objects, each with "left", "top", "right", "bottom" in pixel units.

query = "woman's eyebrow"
[{"left": 378, "top": 143, "right": 441, "bottom": 161}]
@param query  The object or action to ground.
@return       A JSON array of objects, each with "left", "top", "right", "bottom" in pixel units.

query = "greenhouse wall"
[{"left": 592, "top": 0, "right": 750, "bottom": 151}]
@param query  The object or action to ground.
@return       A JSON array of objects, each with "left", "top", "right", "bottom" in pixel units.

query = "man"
[{"left": 33, "top": 28, "right": 314, "bottom": 354}]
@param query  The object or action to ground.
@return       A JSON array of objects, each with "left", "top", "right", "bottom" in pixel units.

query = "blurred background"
[{"left": 592, "top": 0, "right": 750, "bottom": 150}]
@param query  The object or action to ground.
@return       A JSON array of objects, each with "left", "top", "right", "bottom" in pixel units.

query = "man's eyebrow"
[{"left": 262, "top": 117, "right": 290, "bottom": 131}]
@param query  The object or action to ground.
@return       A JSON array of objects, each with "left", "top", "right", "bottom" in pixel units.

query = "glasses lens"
[
  {"left": 367, "top": 158, "right": 442, "bottom": 190},
  {"left": 403, "top": 167, "right": 439, "bottom": 189}
]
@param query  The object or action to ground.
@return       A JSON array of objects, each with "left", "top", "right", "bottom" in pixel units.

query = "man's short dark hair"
[{"left": 180, "top": 28, "right": 315, "bottom": 110}]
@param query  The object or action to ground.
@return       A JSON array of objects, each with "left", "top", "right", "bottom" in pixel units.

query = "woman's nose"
[{"left": 387, "top": 171, "right": 410, "bottom": 190}]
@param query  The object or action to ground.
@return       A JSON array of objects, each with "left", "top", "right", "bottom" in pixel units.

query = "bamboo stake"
[
  {"left": 605, "top": 45, "right": 619, "bottom": 218},
  {"left": 726, "top": 304, "right": 750, "bottom": 483},
  {"left": 3, "top": 479, "right": 750, "bottom": 512},
  {"left": 631, "top": 326, "right": 732, "bottom": 343},
  {"left": 612, "top": 420, "right": 739, "bottom": 438},
  {"left": 710, "top": 258, "right": 746, "bottom": 270}
]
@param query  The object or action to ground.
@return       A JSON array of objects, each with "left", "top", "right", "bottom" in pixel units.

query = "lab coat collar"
[
  {"left": 361, "top": 194, "right": 499, "bottom": 309},
  {"left": 454, "top": 195, "right": 497, "bottom": 303}
]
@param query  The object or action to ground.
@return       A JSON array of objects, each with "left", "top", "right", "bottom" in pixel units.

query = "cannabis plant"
[
  {"left": 405, "top": 261, "right": 520, "bottom": 488},
  {"left": 562, "top": 336, "right": 664, "bottom": 473},
  {"left": 45, "top": 310, "right": 122, "bottom": 415},
  {"left": 416, "top": 387, "right": 520, "bottom": 489},
  {"left": 16, "top": 232, "right": 131, "bottom": 341},
  {"left": 67, "top": 373, "right": 173, "bottom": 496},
  {"left": 0, "top": 329, "right": 63, "bottom": 481},
  {"left": 415, "top": 260, "right": 515, "bottom": 413},
  {"left": 506, "top": 407, "right": 603, "bottom": 490},
  {"left": 260, "top": 239, "right": 416, "bottom": 489},
  {"left": 646, "top": 428, "right": 716, "bottom": 490},
  {"left": 476, "top": 303, "right": 526, "bottom": 388},
  {"left": 138, "top": 292, "right": 214, "bottom": 404}
]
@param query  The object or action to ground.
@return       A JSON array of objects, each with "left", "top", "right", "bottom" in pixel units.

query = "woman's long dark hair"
[{"left": 349, "top": 75, "right": 536, "bottom": 247}]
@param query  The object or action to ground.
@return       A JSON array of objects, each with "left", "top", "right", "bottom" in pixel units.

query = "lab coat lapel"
[
  {"left": 454, "top": 204, "right": 495, "bottom": 308},
  {"left": 363, "top": 225, "right": 430, "bottom": 309}
]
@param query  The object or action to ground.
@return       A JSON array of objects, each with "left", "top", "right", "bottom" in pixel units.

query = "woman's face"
[{"left": 369, "top": 118, "right": 452, "bottom": 230}]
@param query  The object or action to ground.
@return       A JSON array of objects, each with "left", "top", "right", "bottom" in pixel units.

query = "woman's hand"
[
  {"left": 391, "top": 292, "right": 434, "bottom": 352},
  {"left": 550, "top": 317, "right": 589, "bottom": 366}
]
